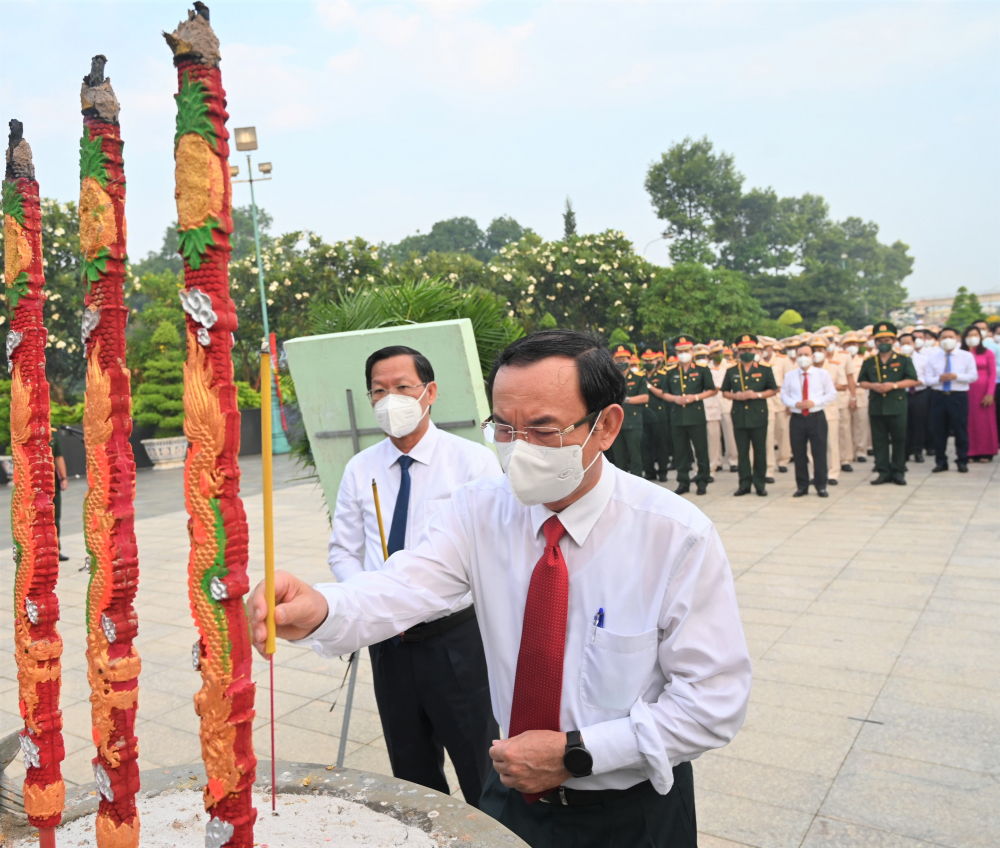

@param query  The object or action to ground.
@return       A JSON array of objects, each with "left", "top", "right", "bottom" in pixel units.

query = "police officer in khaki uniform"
[
  {"left": 811, "top": 335, "right": 845, "bottom": 485},
  {"left": 850, "top": 329, "right": 874, "bottom": 462},
  {"left": 709, "top": 340, "right": 737, "bottom": 472},
  {"left": 609, "top": 345, "right": 649, "bottom": 475},
  {"left": 759, "top": 336, "right": 783, "bottom": 482},
  {"left": 771, "top": 339, "right": 795, "bottom": 474},
  {"left": 661, "top": 335, "right": 716, "bottom": 495},
  {"left": 857, "top": 322, "right": 920, "bottom": 485}
]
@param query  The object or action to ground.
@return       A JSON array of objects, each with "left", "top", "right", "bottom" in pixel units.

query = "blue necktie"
[
  {"left": 386, "top": 455, "right": 414, "bottom": 556},
  {"left": 943, "top": 353, "right": 951, "bottom": 392}
]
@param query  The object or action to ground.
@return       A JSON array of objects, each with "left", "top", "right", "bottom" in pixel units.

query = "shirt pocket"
[
  {"left": 414, "top": 496, "right": 452, "bottom": 534},
  {"left": 580, "top": 625, "right": 659, "bottom": 711}
]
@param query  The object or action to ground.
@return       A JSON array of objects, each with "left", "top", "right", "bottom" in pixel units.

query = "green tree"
[
  {"left": 132, "top": 320, "right": 185, "bottom": 436},
  {"left": 645, "top": 136, "right": 743, "bottom": 264},
  {"left": 0, "top": 379, "right": 10, "bottom": 454},
  {"left": 563, "top": 198, "right": 577, "bottom": 240},
  {"left": 484, "top": 216, "right": 526, "bottom": 254},
  {"left": 948, "top": 286, "right": 986, "bottom": 328},
  {"left": 637, "top": 263, "right": 767, "bottom": 342},
  {"left": 125, "top": 270, "right": 187, "bottom": 382}
]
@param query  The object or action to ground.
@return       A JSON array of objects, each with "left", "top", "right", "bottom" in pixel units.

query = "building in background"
[{"left": 892, "top": 291, "right": 1000, "bottom": 327}]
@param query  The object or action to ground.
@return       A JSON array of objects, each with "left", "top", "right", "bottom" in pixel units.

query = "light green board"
[{"left": 285, "top": 319, "right": 492, "bottom": 506}]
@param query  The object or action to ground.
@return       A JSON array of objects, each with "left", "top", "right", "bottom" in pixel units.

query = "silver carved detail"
[
  {"left": 209, "top": 576, "right": 228, "bottom": 601},
  {"left": 19, "top": 733, "right": 40, "bottom": 769},
  {"left": 179, "top": 288, "right": 218, "bottom": 329},
  {"left": 197, "top": 327, "right": 211, "bottom": 347},
  {"left": 205, "top": 816, "right": 235, "bottom": 848},
  {"left": 192, "top": 640, "right": 201, "bottom": 671},
  {"left": 12, "top": 545, "right": 18, "bottom": 563},
  {"left": 81, "top": 307, "right": 101, "bottom": 346},
  {"left": 94, "top": 762, "right": 114, "bottom": 801},
  {"left": 85, "top": 554, "right": 92, "bottom": 572},
  {"left": 7, "top": 330, "right": 23, "bottom": 372},
  {"left": 25, "top": 598, "right": 39, "bottom": 625},
  {"left": 101, "top": 613, "right": 117, "bottom": 643}
]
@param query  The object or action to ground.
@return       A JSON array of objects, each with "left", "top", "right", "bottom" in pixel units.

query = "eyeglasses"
[
  {"left": 481, "top": 411, "right": 599, "bottom": 448},
  {"left": 367, "top": 382, "right": 426, "bottom": 402}
]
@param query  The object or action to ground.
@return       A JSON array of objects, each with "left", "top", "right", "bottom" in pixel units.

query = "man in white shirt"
[
  {"left": 248, "top": 330, "right": 751, "bottom": 848},
  {"left": 781, "top": 341, "right": 838, "bottom": 497},
  {"left": 327, "top": 345, "right": 502, "bottom": 805},
  {"left": 925, "top": 327, "right": 978, "bottom": 472},
  {"left": 898, "top": 330, "right": 931, "bottom": 463}
]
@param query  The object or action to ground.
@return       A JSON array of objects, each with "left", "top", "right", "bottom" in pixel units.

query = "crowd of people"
[{"left": 606, "top": 318, "right": 999, "bottom": 496}]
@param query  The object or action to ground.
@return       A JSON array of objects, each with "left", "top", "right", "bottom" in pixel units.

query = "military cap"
[
  {"left": 817, "top": 325, "right": 840, "bottom": 336},
  {"left": 674, "top": 334, "right": 696, "bottom": 350},
  {"left": 758, "top": 335, "right": 777, "bottom": 347},
  {"left": 641, "top": 349, "right": 657, "bottom": 361},
  {"left": 612, "top": 345, "right": 632, "bottom": 359},
  {"left": 629, "top": 353, "right": 640, "bottom": 365},
  {"left": 707, "top": 339, "right": 724, "bottom": 354},
  {"left": 872, "top": 321, "right": 898, "bottom": 338},
  {"left": 809, "top": 334, "right": 829, "bottom": 348},
  {"left": 693, "top": 343, "right": 710, "bottom": 355},
  {"left": 735, "top": 333, "right": 759, "bottom": 349},
  {"left": 773, "top": 339, "right": 786, "bottom": 351}
]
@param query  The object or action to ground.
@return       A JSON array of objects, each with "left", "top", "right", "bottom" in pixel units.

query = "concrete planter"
[{"left": 139, "top": 435, "right": 188, "bottom": 470}]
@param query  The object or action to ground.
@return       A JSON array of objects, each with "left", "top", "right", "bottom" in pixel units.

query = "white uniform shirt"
[
  {"left": 300, "top": 458, "right": 751, "bottom": 795},
  {"left": 780, "top": 366, "right": 838, "bottom": 413},
  {"left": 704, "top": 366, "right": 725, "bottom": 421},
  {"left": 910, "top": 349, "right": 932, "bottom": 391},
  {"left": 327, "top": 420, "right": 501, "bottom": 621},
  {"left": 923, "top": 347, "right": 978, "bottom": 392}
]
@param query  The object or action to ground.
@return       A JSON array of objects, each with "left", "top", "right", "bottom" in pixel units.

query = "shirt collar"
[
  {"left": 383, "top": 419, "right": 439, "bottom": 467},
  {"left": 529, "top": 455, "right": 616, "bottom": 547}
]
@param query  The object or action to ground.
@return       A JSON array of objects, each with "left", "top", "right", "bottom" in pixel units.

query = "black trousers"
[
  {"left": 368, "top": 615, "right": 498, "bottom": 808},
  {"left": 480, "top": 762, "right": 697, "bottom": 848},
  {"left": 734, "top": 424, "right": 768, "bottom": 490},
  {"left": 672, "top": 423, "right": 710, "bottom": 484},
  {"left": 930, "top": 391, "right": 970, "bottom": 465},
  {"left": 906, "top": 389, "right": 931, "bottom": 457},
  {"left": 871, "top": 412, "right": 908, "bottom": 477},
  {"left": 642, "top": 417, "right": 670, "bottom": 477},
  {"left": 611, "top": 428, "right": 643, "bottom": 475},
  {"left": 790, "top": 411, "right": 828, "bottom": 490}
]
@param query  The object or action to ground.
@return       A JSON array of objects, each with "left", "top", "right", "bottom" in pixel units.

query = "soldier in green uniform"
[
  {"left": 857, "top": 321, "right": 920, "bottom": 485},
  {"left": 661, "top": 335, "right": 717, "bottom": 495},
  {"left": 721, "top": 334, "right": 779, "bottom": 496},
  {"left": 641, "top": 349, "right": 671, "bottom": 481},
  {"left": 609, "top": 345, "right": 648, "bottom": 475}
]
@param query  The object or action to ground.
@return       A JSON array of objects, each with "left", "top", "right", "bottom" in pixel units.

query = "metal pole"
[
  {"left": 336, "top": 654, "right": 359, "bottom": 767},
  {"left": 248, "top": 153, "right": 270, "bottom": 341}
]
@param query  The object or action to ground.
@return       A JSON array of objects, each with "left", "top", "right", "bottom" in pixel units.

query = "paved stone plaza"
[{"left": 2, "top": 453, "right": 997, "bottom": 847}]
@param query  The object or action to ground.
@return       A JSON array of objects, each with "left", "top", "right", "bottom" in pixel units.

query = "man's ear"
[
  {"left": 424, "top": 381, "right": 438, "bottom": 405},
  {"left": 595, "top": 405, "right": 624, "bottom": 451}
]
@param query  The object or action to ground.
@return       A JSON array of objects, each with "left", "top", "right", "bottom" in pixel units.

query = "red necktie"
[
  {"left": 508, "top": 515, "right": 568, "bottom": 803},
  {"left": 802, "top": 371, "right": 810, "bottom": 417}
]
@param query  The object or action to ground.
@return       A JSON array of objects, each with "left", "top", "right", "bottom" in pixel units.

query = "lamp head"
[{"left": 234, "top": 126, "right": 258, "bottom": 151}]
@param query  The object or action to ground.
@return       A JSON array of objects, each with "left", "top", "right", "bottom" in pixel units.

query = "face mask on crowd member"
[
  {"left": 712, "top": 353, "right": 725, "bottom": 365},
  {"left": 846, "top": 344, "right": 859, "bottom": 356},
  {"left": 616, "top": 359, "right": 630, "bottom": 372},
  {"left": 866, "top": 338, "right": 876, "bottom": 349},
  {"left": 368, "top": 351, "right": 437, "bottom": 440},
  {"left": 812, "top": 350, "right": 826, "bottom": 364},
  {"left": 877, "top": 340, "right": 894, "bottom": 354},
  {"left": 373, "top": 384, "right": 430, "bottom": 438},
  {"left": 739, "top": 351, "right": 756, "bottom": 363},
  {"left": 914, "top": 337, "right": 925, "bottom": 349},
  {"left": 678, "top": 352, "right": 693, "bottom": 364},
  {"left": 797, "top": 349, "right": 813, "bottom": 370},
  {"left": 965, "top": 333, "right": 982, "bottom": 349},
  {"left": 695, "top": 357, "right": 708, "bottom": 367},
  {"left": 941, "top": 336, "right": 958, "bottom": 352}
]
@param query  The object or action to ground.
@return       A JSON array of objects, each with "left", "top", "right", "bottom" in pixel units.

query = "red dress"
[{"left": 968, "top": 349, "right": 998, "bottom": 457}]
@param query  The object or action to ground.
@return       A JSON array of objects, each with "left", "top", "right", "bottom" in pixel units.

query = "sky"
[{"left": 3, "top": 0, "right": 998, "bottom": 300}]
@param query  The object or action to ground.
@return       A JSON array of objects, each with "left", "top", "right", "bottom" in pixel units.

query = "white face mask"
[
  {"left": 994, "top": 334, "right": 1000, "bottom": 345},
  {"left": 940, "top": 337, "right": 958, "bottom": 352},
  {"left": 846, "top": 346, "right": 859, "bottom": 357},
  {"left": 373, "top": 386, "right": 429, "bottom": 438},
  {"left": 754, "top": 352, "right": 761, "bottom": 362},
  {"left": 967, "top": 336, "right": 981, "bottom": 347},
  {"left": 678, "top": 352, "right": 692, "bottom": 364},
  {"left": 914, "top": 338, "right": 925, "bottom": 349},
  {"left": 495, "top": 411, "right": 603, "bottom": 507},
  {"left": 899, "top": 344, "right": 915, "bottom": 356},
  {"left": 797, "top": 355, "right": 813, "bottom": 370},
  {"left": 695, "top": 358, "right": 708, "bottom": 367},
  {"left": 812, "top": 351, "right": 826, "bottom": 364},
  {"left": 866, "top": 339, "right": 876, "bottom": 349}
]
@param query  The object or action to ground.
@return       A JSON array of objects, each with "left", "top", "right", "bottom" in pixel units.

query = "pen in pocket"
[{"left": 593, "top": 607, "right": 604, "bottom": 628}]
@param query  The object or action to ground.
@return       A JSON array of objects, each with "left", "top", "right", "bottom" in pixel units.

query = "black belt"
[
  {"left": 399, "top": 605, "right": 476, "bottom": 643},
  {"left": 539, "top": 780, "right": 651, "bottom": 806}
]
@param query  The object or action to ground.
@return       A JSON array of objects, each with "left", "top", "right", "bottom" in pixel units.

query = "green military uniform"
[
  {"left": 857, "top": 336, "right": 918, "bottom": 482},
  {"left": 642, "top": 363, "right": 672, "bottom": 481},
  {"left": 612, "top": 370, "right": 647, "bottom": 475},
  {"left": 665, "top": 351, "right": 714, "bottom": 489},
  {"left": 720, "top": 359, "right": 778, "bottom": 492}
]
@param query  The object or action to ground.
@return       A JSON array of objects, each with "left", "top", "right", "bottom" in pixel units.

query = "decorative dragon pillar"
[
  {"left": 79, "top": 56, "right": 143, "bottom": 848},
  {"left": 5, "top": 120, "right": 66, "bottom": 832},
  {"left": 165, "top": 6, "right": 257, "bottom": 846}
]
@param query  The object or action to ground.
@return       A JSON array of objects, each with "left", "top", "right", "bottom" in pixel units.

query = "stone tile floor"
[{"left": 2, "top": 451, "right": 997, "bottom": 847}]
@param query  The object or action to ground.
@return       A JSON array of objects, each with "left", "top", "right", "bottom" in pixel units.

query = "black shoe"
[
  {"left": 708, "top": 476, "right": 715, "bottom": 483},
  {"left": 667, "top": 463, "right": 676, "bottom": 471},
  {"left": 932, "top": 464, "right": 948, "bottom": 473},
  {"left": 657, "top": 473, "right": 667, "bottom": 482},
  {"left": 871, "top": 474, "right": 890, "bottom": 485},
  {"left": 675, "top": 483, "right": 690, "bottom": 495},
  {"left": 793, "top": 488, "right": 809, "bottom": 497},
  {"left": 644, "top": 472, "right": 657, "bottom": 481},
  {"left": 765, "top": 476, "right": 775, "bottom": 484},
  {"left": 913, "top": 452, "right": 924, "bottom": 463},
  {"left": 755, "top": 487, "right": 767, "bottom": 496},
  {"left": 729, "top": 465, "right": 738, "bottom": 472},
  {"left": 867, "top": 449, "right": 874, "bottom": 456},
  {"left": 816, "top": 489, "right": 829, "bottom": 497},
  {"left": 58, "top": 552, "right": 70, "bottom": 562},
  {"left": 778, "top": 466, "right": 788, "bottom": 473},
  {"left": 734, "top": 486, "right": 751, "bottom": 497},
  {"left": 926, "top": 448, "right": 935, "bottom": 456},
  {"left": 841, "top": 463, "right": 853, "bottom": 472},
  {"left": 827, "top": 479, "right": 838, "bottom": 486},
  {"left": 892, "top": 475, "right": 906, "bottom": 485},
  {"left": 696, "top": 483, "right": 707, "bottom": 495},
  {"left": 957, "top": 462, "right": 968, "bottom": 473},
  {"left": 856, "top": 456, "right": 867, "bottom": 463}
]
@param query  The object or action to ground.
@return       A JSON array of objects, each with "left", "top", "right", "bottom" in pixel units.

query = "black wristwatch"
[{"left": 563, "top": 730, "right": 593, "bottom": 778}]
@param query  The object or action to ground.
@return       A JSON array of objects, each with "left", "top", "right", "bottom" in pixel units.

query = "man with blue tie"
[
  {"left": 925, "top": 327, "right": 979, "bottom": 473},
  {"left": 326, "top": 345, "right": 501, "bottom": 805}
]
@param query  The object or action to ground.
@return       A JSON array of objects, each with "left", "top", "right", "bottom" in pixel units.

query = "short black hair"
[
  {"left": 487, "top": 329, "right": 626, "bottom": 414},
  {"left": 989, "top": 322, "right": 1000, "bottom": 333},
  {"left": 898, "top": 332, "right": 914, "bottom": 342},
  {"left": 939, "top": 326, "right": 960, "bottom": 336},
  {"left": 365, "top": 345, "right": 435, "bottom": 390}
]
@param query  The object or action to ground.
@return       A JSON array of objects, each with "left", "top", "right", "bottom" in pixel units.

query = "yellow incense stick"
[
  {"left": 261, "top": 347, "right": 276, "bottom": 655},
  {"left": 372, "top": 479, "right": 389, "bottom": 561}
]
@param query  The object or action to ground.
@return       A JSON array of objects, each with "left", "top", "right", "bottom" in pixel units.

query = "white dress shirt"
[
  {"left": 705, "top": 367, "right": 726, "bottom": 420},
  {"left": 299, "top": 458, "right": 751, "bottom": 796},
  {"left": 910, "top": 349, "right": 931, "bottom": 391},
  {"left": 923, "top": 346, "right": 978, "bottom": 392},
  {"left": 780, "top": 366, "right": 838, "bottom": 413},
  {"left": 327, "top": 420, "right": 501, "bottom": 621}
]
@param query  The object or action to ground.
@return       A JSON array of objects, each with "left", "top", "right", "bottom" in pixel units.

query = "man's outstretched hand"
[{"left": 248, "top": 570, "right": 329, "bottom": 657}]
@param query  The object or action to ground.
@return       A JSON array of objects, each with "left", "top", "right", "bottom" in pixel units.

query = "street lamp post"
[{"left": 232, "top": 125, "right": 289, "bottom": 453}]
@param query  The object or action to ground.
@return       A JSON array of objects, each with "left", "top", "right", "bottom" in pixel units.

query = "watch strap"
[{"left": 566, "top": 730, "right": 582, "bottom": 748}]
